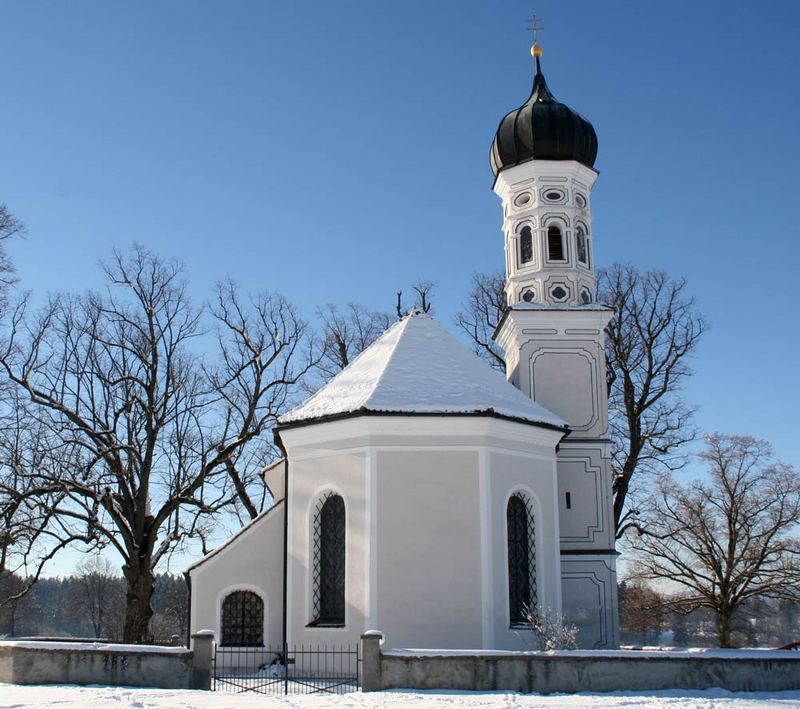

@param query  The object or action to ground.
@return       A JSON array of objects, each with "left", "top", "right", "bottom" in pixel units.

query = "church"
[{"left": 188, "top": 38, "right": 619, "bottom": 652}]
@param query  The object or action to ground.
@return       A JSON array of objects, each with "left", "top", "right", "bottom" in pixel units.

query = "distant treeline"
[
  {"left": 0, "top": 569, "right": 187, "bottom": 644},
  {"left": 619, "top": 581, "right": 800, "bottom": 648}
]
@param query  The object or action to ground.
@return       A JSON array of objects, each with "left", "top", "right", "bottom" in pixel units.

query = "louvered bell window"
[{"left": 547, "top": 226, "right": 565, "bottom": 261}]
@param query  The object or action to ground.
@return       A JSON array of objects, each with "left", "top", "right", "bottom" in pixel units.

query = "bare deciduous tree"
[
  {"left": 0, "top": 400, "right": 99, "bottom": 608},
  {"left": 600, "top": 264, "right": 706, "bottom": 537},
  {"left": 68, "top": 555, "right": 125, "bottom": 639},
  {"left": 618, "top": 579, "right": 666, "bottom": 645},
  {"left": 315, "top": 303, "right": 391, "bottom": 379},
  {"left": 150, "top": 574, "right": 189, "bottom": 644},
  {"left": 0, "top": 206, "right": 70, "bottom": 609},
  {"left": 0, "top": 205, "right": 26, "bottom": 241},
  {"left": 631, "top": 434, "right": 800, "bottom": 647},
  {"left": 0, "top": 204, "right": 23, "bottom": 297},
  {"left": 0, "top": 570, "right": 26, "bottom": 635},
  {"left": 396, "top": 279, "right": 436, "bottom": 318},
  {"left": 454, "top": 270, "right": 506, "bottom": 371},
  {"left": 412, "top": 279, "right": 435, "bottom": 314},
  {"left": 209, "top": 278, "right": 318, "bottom": 523},
  {"left": 0, "top": 246, "right": 316, "bottom": 642}
]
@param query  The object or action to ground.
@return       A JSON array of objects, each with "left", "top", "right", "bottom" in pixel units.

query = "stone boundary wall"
[
  {"left": 360, "top": 632, "right": 800, "bottom": 694},
  {"left": 0, "top": 631, "right": 215, "bottom": 690}
]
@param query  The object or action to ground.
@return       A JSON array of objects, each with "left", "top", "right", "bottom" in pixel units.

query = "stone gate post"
[
  {"left": 360, "top": 630, "right": 384, "bottom": 692},
  {"left": 190, "top": 629, "right": 215, "bottom": 690}
]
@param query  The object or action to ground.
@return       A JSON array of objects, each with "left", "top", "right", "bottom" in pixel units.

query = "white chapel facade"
[{"left": 189, "top": 40, "right": 619, "bottom": 651}]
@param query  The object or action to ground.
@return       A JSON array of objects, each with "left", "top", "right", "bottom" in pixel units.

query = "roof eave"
[{"left": 275, "top": 407, "right": 569, "bottom": 436}]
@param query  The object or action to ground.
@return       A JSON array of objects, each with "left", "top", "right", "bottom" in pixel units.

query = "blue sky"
[{"left": 2, "top": 2, "right": 799, "bottom": 573}]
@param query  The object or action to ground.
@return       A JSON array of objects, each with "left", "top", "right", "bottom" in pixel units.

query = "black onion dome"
[{"left": 490, "top": 56, "right": 597, "bottom": 175}]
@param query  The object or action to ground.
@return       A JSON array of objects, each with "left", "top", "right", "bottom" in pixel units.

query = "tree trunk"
[
  {"left": 95, "top": 604, "right": 103, "bottom": 639},
  {"left": 717, "top": 610, "right": 732, "bottom": 648},
  {"left": 122, "top": 561, "right": 155, "bottom": 643}
]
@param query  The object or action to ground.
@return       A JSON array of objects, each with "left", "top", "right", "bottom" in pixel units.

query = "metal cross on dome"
[{"left": 527, "top": 14, "right": 544, "bottom": 43}]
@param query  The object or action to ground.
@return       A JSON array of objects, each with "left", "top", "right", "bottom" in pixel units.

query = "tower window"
[
  {"left": 576, "top": 226, "right": 588, "bottom": 266},
  {"left": 519, "top": 225, "right": 533, "bottom": 265},
  {"left": 547, "top": 226, "right": 566, "bottom": 262},
  {"left": 507, "top": 492, "right": 537, "bottom": 626},
  {"left": 310, "top": 492, "right": 346, "bottom": 626},
  {"left": 221, "top": 590, "right": 264, "bottom": 647}
]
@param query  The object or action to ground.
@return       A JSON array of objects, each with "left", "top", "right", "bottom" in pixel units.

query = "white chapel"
[{"left": 189, "top": 40, "right": 619, "bottom": 651}]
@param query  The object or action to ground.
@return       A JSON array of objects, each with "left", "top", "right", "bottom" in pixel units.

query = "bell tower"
[
  {"left": 491, "top": 38, "right": 619, "bottom": 648},
  {"left": 492, "top": 46, "right": 599, "bottom": 312}
]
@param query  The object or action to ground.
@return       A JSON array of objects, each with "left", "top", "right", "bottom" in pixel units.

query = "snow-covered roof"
[{"left": 279, "top": 312, "right": 566, "bottom": 429}]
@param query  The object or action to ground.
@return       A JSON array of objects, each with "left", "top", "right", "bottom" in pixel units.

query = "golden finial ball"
[{"left": 531, "top": 43, "right": 543, "bottom": 58}]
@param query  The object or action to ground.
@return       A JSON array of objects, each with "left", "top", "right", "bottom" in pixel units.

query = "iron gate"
[{"left": 212, "top": 643, "right": 359, "bottom": 695}]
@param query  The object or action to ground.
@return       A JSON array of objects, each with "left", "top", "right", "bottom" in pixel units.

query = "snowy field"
[{"left": 1, "top": 685, "right": 800, "bottom": 709}]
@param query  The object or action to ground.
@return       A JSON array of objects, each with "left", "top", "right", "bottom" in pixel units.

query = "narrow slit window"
[
  {"left": 566, "top": 492, "right": 572, "bottom": 509},
  {"left": 519, "top": 226, "right": 533, "bottom": 265},
  {"left": 547, "top": 226, "right": 565, "bottom": 261}
]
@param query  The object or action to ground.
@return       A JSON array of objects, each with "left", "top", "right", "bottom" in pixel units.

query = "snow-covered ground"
[{"left": 1, "top": 684, "right": 799, "bottom": 709}]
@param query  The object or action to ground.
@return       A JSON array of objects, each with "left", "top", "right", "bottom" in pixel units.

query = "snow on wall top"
[
  {"left": 279, "top": 312, "right": 566, "bottom": 429},
  {"left": 0, "top": 640, "right": 189, "bottom": 654}
]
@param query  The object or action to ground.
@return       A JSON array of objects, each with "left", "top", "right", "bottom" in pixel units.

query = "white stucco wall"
[
  {"left": 561, "top": 555, "right": 619, "bottom": 649},
  {"left": 279, "top": 416, "right": 564, "bottom": 651},
  {"left": 376, "top": 449, "right": 482, "bottom": 649},
  {"left": 285, "top": 450, "right": 369, "bottom": 648},
  {"left": 489, "top": 449, "right": 561, "bottom": 650},
  {"left": 189, "top": 501, "right": 284, "bottom": 655},
  {"left": 495, "top": 309, "right": 612, "bottom": 440},
  {"left": 557, "top": 442, "right": 614, "bottom": 550}
]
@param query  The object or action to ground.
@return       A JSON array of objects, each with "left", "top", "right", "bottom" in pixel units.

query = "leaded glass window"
[
  {"left": 547, "top": 226, "right": 565, "bottom": 261},
  {"left": 311, "top": 492, "right": 346, "bottom": 626},
  {"left": 519, "top": 225, "right": 533, "bottom": 265},
  {"left": 221, "top": 590, "right": 263, "bottom": 646},
  {"left": 576, "top": 226, "right": 588, "bottom": 265},
  {"left": 507, "top": 493, "right": 537, "bottom": 626}
]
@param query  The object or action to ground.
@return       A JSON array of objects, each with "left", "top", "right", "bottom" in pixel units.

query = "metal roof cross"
[{"left": 527, "top": 14, "right": 544, "bottom": 43}]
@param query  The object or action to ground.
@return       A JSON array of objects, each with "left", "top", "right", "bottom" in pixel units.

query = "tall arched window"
[
  {"left": 519, "top": 225, "right": 533, "bottom": 265},
  {"left": 310, "top": 492, "right": 346, "bottom": 626},
  {"left": 221, "top": 590, "right": 264, "bottom": 646},
  {"left": 507, "top": 493, "right": 537, "bottom": 625},
  {"left": 576, "top": 226, "right": 589, "bottom": 266},
  {"left": 547, "top": 225, "right": 565, "bottom": 261}
]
